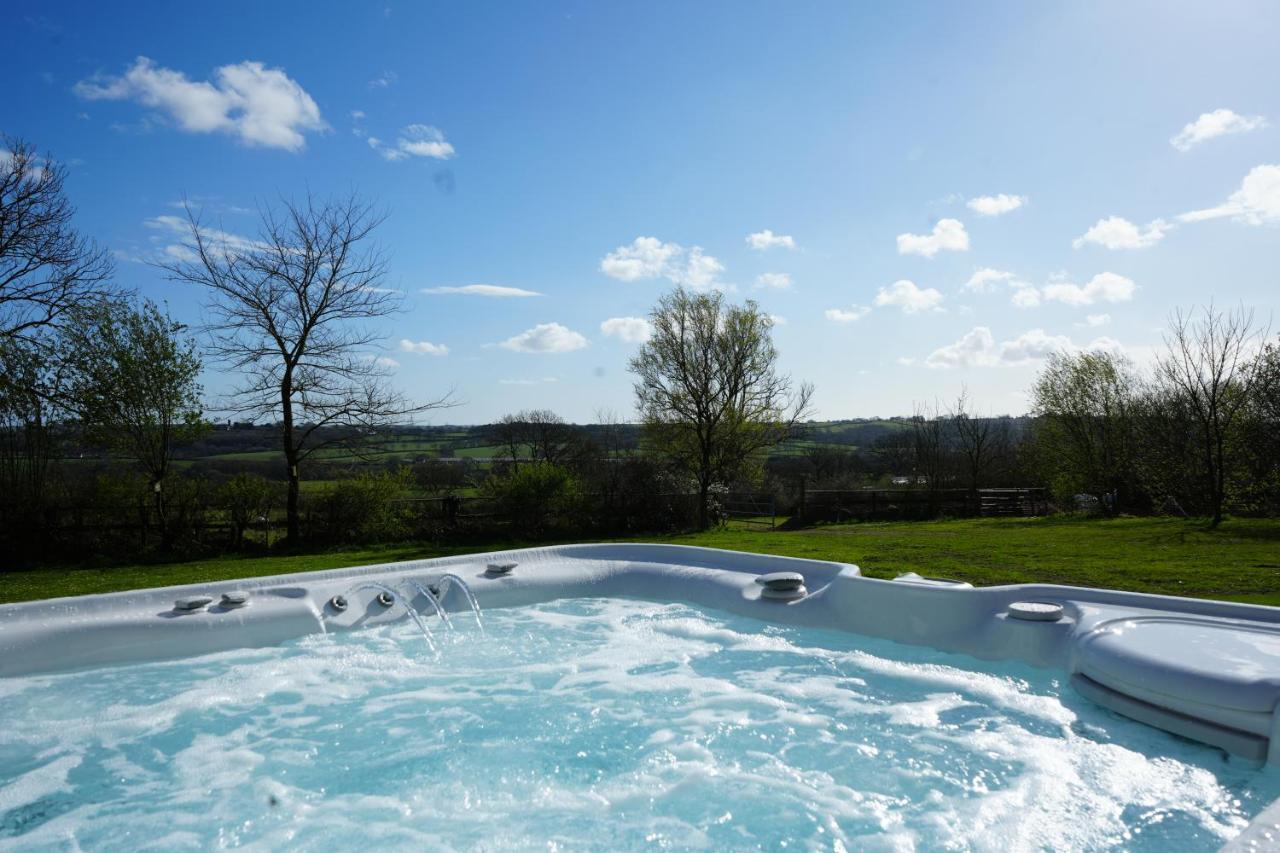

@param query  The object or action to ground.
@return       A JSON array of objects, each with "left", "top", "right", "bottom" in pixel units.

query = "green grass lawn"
[{"left": 3, "top": 516, "right": 1279, "bottom": 606}]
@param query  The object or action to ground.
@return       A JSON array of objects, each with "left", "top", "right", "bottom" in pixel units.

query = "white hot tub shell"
[{"left": 3, "top": 543, "right": 1280, "bottom": 773}]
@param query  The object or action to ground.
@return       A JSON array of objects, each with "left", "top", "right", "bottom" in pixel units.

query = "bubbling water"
[{"left": 0, "top": 598, "right": 1276, "bottom": 851}]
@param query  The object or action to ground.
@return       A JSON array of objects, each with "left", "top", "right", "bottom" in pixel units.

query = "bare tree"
[
  {"left": 630, "top": 287, "right": 812, "bottom": 528},
  {"left": 909, "top": 400, "right": 948, "bottom": 508},
  {"left": 521, "top": 408, "right": 575, "bottom": 465},
  {"left": 0, "top": 136, "right": 113, "bottom": 342},
  {"left": 491, "top": 409, "right": 578, "bottom": 470},
  {"left": 491, "top": 413, "right": 527, "bottom": 470},
  {"left": 161, "top": 195, "right": 451, "bottom": 542},
  {"left": 1157, "top": 305, "right": 1267, "bottom": 526},
  {"left": 951, "top": 388, "right": 1006, "bottom": 493}
]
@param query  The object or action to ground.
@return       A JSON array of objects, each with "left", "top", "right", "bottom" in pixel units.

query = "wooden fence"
[{"left": 795, "top": 487, "right": 1048, "bottom": 524}]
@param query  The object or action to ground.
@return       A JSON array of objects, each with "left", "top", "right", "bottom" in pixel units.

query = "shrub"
[
  {"left": 305, "top": 469, "right": 410, "bottom": 545},
  {"left": 216, "top": 473, "right": 277, "bottom": 548},
  {"left": 482, "top": 463, "right": 582, "bottom": 535}
]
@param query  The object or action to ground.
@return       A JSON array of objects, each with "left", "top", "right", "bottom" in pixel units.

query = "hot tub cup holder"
[
  {"left": 756, "top": 571, "right": 808, "bottom": 601},
  {"left": 1007, "top": 601, "right": 1064, "bottom": 622}
]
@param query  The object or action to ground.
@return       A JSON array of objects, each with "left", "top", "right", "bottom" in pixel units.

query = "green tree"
[
  {"left": 629, "top": 287, "right": 812, "bottom": 528},
  {"left": 0, "top": 340, "right": 64, "bottom": 555},
  {"left": 1031, "top": 349, "right": 1141, "bottom": 511},
  {"left": 62, "top": 298, "right": 204, "bottom": 545}
]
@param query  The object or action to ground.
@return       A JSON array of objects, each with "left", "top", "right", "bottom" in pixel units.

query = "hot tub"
[{"left": 2, "top": 544, "right": 1278, "bottom": 850}]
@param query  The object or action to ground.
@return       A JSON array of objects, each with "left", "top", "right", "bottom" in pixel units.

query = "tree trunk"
[
  {"left": 697, "top": 479, "right": 710, "bottom": 530},
  {"left": 281, "top": 377, "right": 301, "bottom": 544},
  {"left": 1211, "top": 429, "right": 1226, "bottom": 527},
  {"left": 153, "top": 479, "right": 169, "bottom": 550}
]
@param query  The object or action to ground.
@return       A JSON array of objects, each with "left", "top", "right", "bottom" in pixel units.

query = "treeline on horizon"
[{"left": 2, "top": 133, "right": 1278, "bottom": 569}]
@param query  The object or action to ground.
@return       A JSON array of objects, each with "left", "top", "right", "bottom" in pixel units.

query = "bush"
[
  {"left": 216, "top": 473, "right": 277, "bottom": 548},
  {"left": 304, "top": 469, "right": 410, "bottom": 545},
  {"left": 482, "top": 463, "right": 582, "bottom": 535}
]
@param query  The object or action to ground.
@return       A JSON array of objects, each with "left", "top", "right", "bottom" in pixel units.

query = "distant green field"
[{"left": 6, "top": 516, "right": 1279, "bottom": 606}]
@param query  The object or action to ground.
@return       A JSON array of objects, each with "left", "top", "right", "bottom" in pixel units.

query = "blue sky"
[{"left": 4, "top": 1, "right": 1278, "bottom": 423}]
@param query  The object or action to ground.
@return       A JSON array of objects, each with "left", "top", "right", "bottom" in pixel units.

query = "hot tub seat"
[{"left": 1073, "top": 616, "right": 1280, "bottom": 759}]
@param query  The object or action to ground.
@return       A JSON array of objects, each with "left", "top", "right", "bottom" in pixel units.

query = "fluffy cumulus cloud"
[
  {"left": 753, "top": 272, "right": 792, "bottom": 290},
  {"left": 421, "top": 284, "right": 540, "bottom": 297},
  {"left": 600, "top": 316, "right": 652, "bottom": 343},
  {"left": 873, "top": 280, "right": 944, "bottom": 313},
  {"left": 963, "top": 268, "right": 1019, "bottom": 293},
  {"left": 896, "top": 218, "right": 969, "bottom": 258},
  {"left": 1178, "top": 164, "right": 1280, "bottom": 226},
  {"left": 398, "top": 339, "right": 448, "bottom": 356},
  {"left": 1010, "top": 285, "right": 1042, "bottom": 308},
  {"left": 498, "top": 322, "right": 588, "bottom": 354},
  {"left": 746, "top": 229, "right": 796, "bottom": 250},
  {"left": 824, "top": 306, "right": 871, "bottom": 323},
  {"left": 1072, "top": 216, "right": 1169, "bottom": 250},
  {"left": 375, "top": 124, "right": 455, "bottom": 161},
  {"left": 924, "top": 327, "right": 1117, "bottom": 369},
  {"left": 1082, "top": 313, "right": 1112, "bottom": 328},
  {"left": 1171, "top": 109, "right": 1267, "bottom": 152},
  {"left": 74, "top": 57, "right": 325, "bottom": 151},
  {"left": 1040, "top": 272, "right": 1136, "bottom": 306},
  {"left": 600, "top": 237, "right": 724, "bottom": 289},
  {"left": 966, "top": 194, "right": 1026, "bottom": 216}
]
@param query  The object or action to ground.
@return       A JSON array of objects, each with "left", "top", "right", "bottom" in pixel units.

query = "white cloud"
[
  {"left": 896, "top": 218, "right": 970, "bottom": 257},
  {"left": 143, "top": 213, "right": 261, "bottom": 260},
  {"left": 1178, "top": 164, "right": 1280, "bottom": 226},
  {"left": 681, "top": 248, "right": 724, "bottom": 289},
  {"left": 1082, "top": 313, "right": 1112, "bottom": 328},
  {"left": 372, "top": 356, "right": 400, "bottom": 369},
  {"left": 925, "top": 327, "right": 999, "bottom": 368},
  {"left": 963, "top": 268, "right": 1018, "bottom": 293},
  {"left": 824, "top": 306, "right": 871, "bottom": 323},
  {"left": 368, "top": 70, "right": 398, "bottom": 89},
  {"left": 377, "top": 124, "right": 455, "bottom": 161},
  {"left": 1072, "top": 216, "right": 1169, "bottom": 250},
  {"left": 600, "top": 237, "right": 725, "bottom": 289},
  {"left": 753, "top": 272, "right": 792, "bottom": 290},
  {"left": 498, "top": 323, "right": 589, "bottom": 354},
  {"left": 924, "top": 327, "right": 1081, "bottom": 369},
  {"left": 600, "top": 316, "right": 652, "bottom": 343},
  {"left": 1171, "top": 108, "right": 1267, "bottom": 152},
  {"left": 998, "top": 329, "right": 1077, "bottom": 365},
  {"left": 74, "top": 57, "right": 324, "bottom": 151},
  {"left": 1041, "top": 272, "right": 1136, "bottom": 306},
  {"left": 421, "top": 284, "right": 541, "bottom": 297},
  {"left": 398, "top": 339, "right": 448, "bottom": 356},
  {"left": 746, "top": 229, "right": 796, "bottom": 250},
  {"left": 1010, "top": 285, "right": 1042, "bottom": 308},
  {"left": 350, "top": 109, "right": 365, "bottom": 121},
  {"left": 873, "top": 280, "right": 944, "bottom": 313},
  {"left": 768, "top": 314, "right": 787, "bottom": 325},
  {"left": 966, "top": 194, "right": 1026, "bottom": 216}
]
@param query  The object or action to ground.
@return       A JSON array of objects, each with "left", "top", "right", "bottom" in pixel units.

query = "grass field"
[{"left": 4, "top": 516, "right": 1279, "bottom": 606}]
